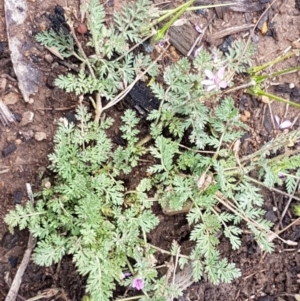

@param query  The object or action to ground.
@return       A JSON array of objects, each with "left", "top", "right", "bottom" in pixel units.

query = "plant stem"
[
  {"left": 153, "top": 0, "right": 195, "bottom": 42},
  {"left": 149, "top": 244, "right": 190, "bottom": 259},
  {"left": 70, "top": 27, "right": 95, "bottom": 78},
  {"left": 248, "top": 50, "right": 300, "bottom": 74},
  {"left": 158, "top": 2, "right": 237, "bottom": 16},
  {"left": 244, "top": 175, "right": 300, "bottom": 202},
  {"left": 253, "top": 89, "right": 300, "bottom": 109}
]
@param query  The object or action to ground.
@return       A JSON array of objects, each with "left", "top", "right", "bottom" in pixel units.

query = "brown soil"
[{"left": 0, "top": 0, "right": 300, "bottom": 300}]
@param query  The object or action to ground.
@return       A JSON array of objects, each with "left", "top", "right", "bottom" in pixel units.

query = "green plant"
[
  {"left": 146, "top": 42, "right": 300, "bottom": 283},
  {"left": 5, "top": 107, "right": 165, "bottom": 301},
  {"left": 36, "top": 0, "right": 160, "bottom": 123},
  {"left": 5, "top": 2, "right": 300, "bottom": 299}
]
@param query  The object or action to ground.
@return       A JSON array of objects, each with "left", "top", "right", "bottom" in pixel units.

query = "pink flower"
[
  {"left": 132, "top": 277, "right": 144, "bottom": 290},
  {"left": 194, "top": 24, "right": 203, "bottom": 33},
  {"left": 274, "top": 115, "right": 292, "bottom": 130},
  {"left": 120, "top": 272, "right": 131, "bottom": 280},
  {"left": 201, "top": 67, "right": 228, "bottom": 91}
]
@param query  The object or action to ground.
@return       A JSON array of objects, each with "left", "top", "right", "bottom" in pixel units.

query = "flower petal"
[
  {"left": 194, "top": 46, "right": 202, "bottom": 57},
  {"left": 204, "top": 69, "right": 215, "bottom": 80},
  {"left": 206, "top": 84, "right": 217, "bottom": 91},
  {"left": 219, "top": 81, "right": 228, "bottom": 89},
  {"left": 194, "top": 24, "right": 203, "bottom": 33},
  {"left": 274, "top": 115, "right": 280, "bottom": 126},
  {"left": 217, "top": 67, "right": 225, "bottom": 79},
  {"left": 132, "top": 277, "right": 144, "bottom": 290},
  {"left": 201, "top": 80, "right": 215, "bottom": 85},
  {"left": 279, "top": 120, "right": 292, "bottom": 129}
]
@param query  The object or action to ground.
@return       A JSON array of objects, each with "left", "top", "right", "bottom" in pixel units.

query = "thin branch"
[{"left": 5, "top": 184, "right": 36, "bottom": 301}]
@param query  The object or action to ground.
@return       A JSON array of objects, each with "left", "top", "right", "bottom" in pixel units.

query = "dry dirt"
[{"left": 0, "top": 0, "right": 300, "bottom": 300}]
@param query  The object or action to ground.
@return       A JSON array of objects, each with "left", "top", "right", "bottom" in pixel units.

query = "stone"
[
  {"left": 19, "top": 111, "right": 34, "bottom": 126},
  {"left": 44, "top": 54, "right": 54, "bottom": 64},
  {"left": 34, "top": 131, "right": 47, "bottom": 141},
  {"left": 2, "top": 92, "right": 19, "bottom": 105},
  {"left": 2, "top": 143, "right": 16, "bottom": 157}
]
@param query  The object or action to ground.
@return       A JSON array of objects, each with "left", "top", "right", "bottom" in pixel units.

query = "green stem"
[
  {"left": 125, "top": 258, "right": 134, "bottom": 275},
  {"left": 153, "top": 0, "right": 196, "bottom": 42},
  {"left": 268, "top": 66, "right": 300, "bottom": 77},
  {"left": 248, "top": 50, "right": 300, "bottom": 74},
  {"left": 253, "top": 89, "right": 300, "bottom": 109}
]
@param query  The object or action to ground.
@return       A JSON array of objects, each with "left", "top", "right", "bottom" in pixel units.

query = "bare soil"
[{"left": 0, "top": 0, "right": 300, "bottom": 300}]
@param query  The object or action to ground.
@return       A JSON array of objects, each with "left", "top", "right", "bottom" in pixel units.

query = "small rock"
[
  {"left": 34, "top": 131, "right": 47, "bottom": 141},
  {"left": 143, "top": 42, "right": 154, "bottom": 54},
  {"left": 76, "top": 23, "right": 88, "bottom": 34},
  {"left": 64, "top": 111, "right": 76, "bottom": 123},
  {"left": 218, "top": 36, "right": 233, "bottom": 53},
  {"left": 2, "top": 143, "right": 17, "bottom": 157},
  {"left": 244, "top": 110, "right": 251, "bottom": 118},
  {"left": 19, "top": 111, "right": 34, "bottom": 126},
  {"left": 265, "top": 209, "right": 278, "bottom": 223},
  {"left": 13, "top": 190, "right": 22, "bottom": 204},
  {"left": 240, "top": 115, "right": 248, "bottom": 122},
  {"left": 9, "top": 256, "right": 18, "bottom": 268},
  {"left": 107, "top": 0, "right": 114, "bottom": 7},
  {"left": 18, "top": 130, "right": 34, "bottom": 141},
  {"left": 44, "top": 181, "right": 51, "bottom": 189},
  {"left": 44, "top": 54, "right": 54, "bottom": 64},
  {"left": 46, "top": 74, "right": 56, "bottom": 89},
  {"left": 13, "top": 112, "right": 22, "bottom": 122},
  {"left": 15, "top": 139, "right": 22, "bottom": 145},
  {"left": 0, "top": 77, "right": 7, "bottom": 90}
]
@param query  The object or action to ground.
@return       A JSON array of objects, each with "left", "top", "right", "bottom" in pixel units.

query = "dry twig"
[{"left": 5, "top": 184, "right": 36, "bottom": 301}]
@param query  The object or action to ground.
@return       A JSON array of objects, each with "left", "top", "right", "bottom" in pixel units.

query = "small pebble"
[
  {"left": 2, "top": 143, "right": 17, "bottom": 157},
  {"left": 244, "top": 110, "right": 251, "bottom": 119},
  {"left": 76, "top": 23, "right": 88, "bottom": 35},
  {"left": 64, "top": 111, "right": 76, "bottom": 123},
  {"left": 46, "top": 75, "right": 56, "bottom": 89},
  {"left": 34, "top": 131, "right": 47, "bottom": 141},
  {"left": 19, "top": 130, "right": 34, "bottom": 141},
  {"left": 44, "top": 181, "right": 51, "bottom": 189},
  {"left": 9, "top": 256, "right": 18, "bottom": 268},
  {"left": 14, "top": 190, "right": 22, "bottom": 204},
  {"left": 3, "top": 92, "right": 19, "bottom": 105},
  {"left": 142, "top": 42, "right": 154, "bottom": 54},
  {"left": 20, "top": 111, "right": 34, "bottom": 127},
  {"left": 265, "top": 209, "right": 278, "bottom": 223},
  {"left": 45, "top": 54, "right": 54, "bottom": 64},
  {"left": 289, "top": 82, "right": 295, "bottom": 89},
  {"left": 13, "top": 112, "right": 22, "bottom": 122},
  {"left": 107, "top": 0, "right": 114, "bottom": 7},
  {"left": 15, "top": 139, "right": 22, "bottom": 145}
]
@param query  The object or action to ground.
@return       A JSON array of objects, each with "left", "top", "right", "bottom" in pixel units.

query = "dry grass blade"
[{"left": 0, "top": 98, "right": 15, "bottom": 126}]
